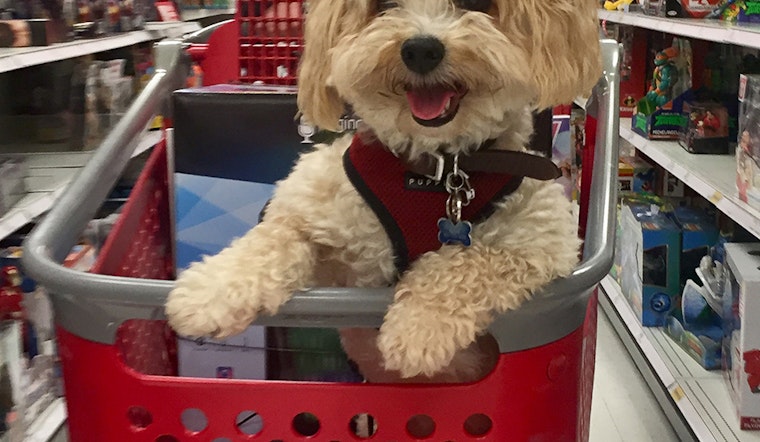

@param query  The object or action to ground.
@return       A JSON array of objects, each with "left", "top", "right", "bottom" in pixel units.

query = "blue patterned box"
[{"left": 172, "top": 84, "right": 363, "bottom": 382}]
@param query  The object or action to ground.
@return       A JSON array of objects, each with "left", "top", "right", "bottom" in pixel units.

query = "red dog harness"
[{"left": 343, "top": 135, "right": 523, "bottom": 273}]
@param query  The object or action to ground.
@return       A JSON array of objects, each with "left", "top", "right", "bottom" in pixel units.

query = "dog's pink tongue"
[{"left": 406, "top": 87, "right": 456, "bottom": 120}]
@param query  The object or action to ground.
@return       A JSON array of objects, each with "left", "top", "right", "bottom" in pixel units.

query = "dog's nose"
[{"left": 401, "top": 36, "right": 445, "bottom": 75}]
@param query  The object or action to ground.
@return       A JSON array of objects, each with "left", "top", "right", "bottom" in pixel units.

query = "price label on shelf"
[
  {"left": 709, "top": 191, "right": 723, "bottom": 204},
  {"left": 670, "top": 385, "right": 686, "bottom": 402}
]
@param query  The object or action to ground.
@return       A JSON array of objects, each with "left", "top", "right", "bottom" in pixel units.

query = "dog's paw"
[
  {"left": 165, "top": 264, "right": 259, "bottom": 339},
  {"left": 377, "top": 294, "right": 477, "bottom": 378}
]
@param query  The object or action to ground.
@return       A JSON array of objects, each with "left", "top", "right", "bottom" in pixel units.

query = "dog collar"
[{"left": 398, "top": 139, "right": 561, "bottom": 182}]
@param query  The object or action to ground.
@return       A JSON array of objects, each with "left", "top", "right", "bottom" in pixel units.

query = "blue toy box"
[
  {"left": 669, "top": 206, "right": 719, "bottom": 287},
  {"left": 618, "top": 203, "right": 682, "bottom": 326}
]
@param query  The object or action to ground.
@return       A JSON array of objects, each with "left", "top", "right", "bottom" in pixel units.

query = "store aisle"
[{"left": 590, "top": 309, "right": 678, "bottom": 441}]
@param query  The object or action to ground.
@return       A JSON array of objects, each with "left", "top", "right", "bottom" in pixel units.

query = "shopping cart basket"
[{"left": 21, "top": 24, "right": 622, "bottom": 442}]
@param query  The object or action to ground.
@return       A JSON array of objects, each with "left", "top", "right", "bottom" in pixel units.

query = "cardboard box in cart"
[
  {"left": 172, "top": 84, "right": 362, "bottom": 382},
  {"left": 723, "top": 243, "right": 760, "bottom": 429}
]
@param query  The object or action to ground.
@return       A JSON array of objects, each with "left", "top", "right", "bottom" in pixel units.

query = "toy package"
[
  {"left": 679, "top": 101, "right": 730, "bottom": 154},
  {"left": 737, "top": 74, "right": 760, "bottom": 208},
  {"left": 618, "top": 203, "right": 681, "bottom": 326},
  {"left": 665, "top": 0, "right": 722, "bottom": 17},
  {"left": 669, "top": 205, "right": 720, "bottom": 286},
  {"left": 665, "top": 280, "right": 723, "bottom": 369},
  {"left": 640, "top": 0, "right": 664, "bottom": 14},
  {"left": 618, "top": 156, "right": 656, "bottom": 195},
  {"left": 710, "top": 0, "right": 760, "bottom": 22},
  {"left": 601, "top": 24, "right": 648, "bottom": 118},
  {"left": 83, "top": 59, "right": 134, "bottom": 150},
  {"left": 633, "top": 38, "right": 693, "bottom": 140},
  {"left": 723, "top": 243, "right": 760, "bottom": 429}
]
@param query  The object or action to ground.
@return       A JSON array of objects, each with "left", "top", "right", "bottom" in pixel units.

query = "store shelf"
[
  {"left": 618, "top": 118, "right": 760, "bottom": 238},
  {"left": 181, "top": 7, "right": 236, "bottom": 21},
  {"left": 598, "top": 9, "right": 760, "bottom": 49},
  {"left": 0, "top": 21, "right": 200, "bottom": 74},
  {"left": 0, "top": 130, "right": 161, "bottom": 241},
  {"left": 25, "top": 398, "right": 66, "bottom": 442},
  {"left": 600, "top": 275, "right": 760, "bottom": 442}
]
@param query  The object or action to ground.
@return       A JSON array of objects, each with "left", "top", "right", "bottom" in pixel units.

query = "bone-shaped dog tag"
[{"left": 437, "top": 218, "right": 472, "bottom": 246}]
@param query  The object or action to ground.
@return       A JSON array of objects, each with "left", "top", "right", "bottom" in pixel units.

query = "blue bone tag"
[{"left": 437, "top": 218, "right": 472, "bottom": 246}]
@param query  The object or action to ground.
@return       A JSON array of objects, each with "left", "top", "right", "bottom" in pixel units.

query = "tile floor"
[{"left": 590, "top": 310, "right": 678, "bottom": 441}]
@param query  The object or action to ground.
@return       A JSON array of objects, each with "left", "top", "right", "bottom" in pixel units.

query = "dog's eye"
[
  {"left": 377, "top": 0, "right": 398, "bottom": 12},
  {"left": 455, "top": 0, "right": 492, "bottom": 12}
]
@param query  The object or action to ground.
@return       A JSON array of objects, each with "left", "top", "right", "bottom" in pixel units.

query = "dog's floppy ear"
[
  {"left": 497, "top": 0, "right": 601, "bottom": 109},
  {"left": 297, "top": 0, "right": 369, "bottom": 131}
]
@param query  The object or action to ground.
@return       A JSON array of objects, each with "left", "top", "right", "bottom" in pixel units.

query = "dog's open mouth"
[{"left": 405, "top": 85, "right": 465, "bottom": 127}]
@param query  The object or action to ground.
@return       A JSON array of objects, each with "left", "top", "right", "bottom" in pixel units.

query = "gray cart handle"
[{"left": 22, "top": 37, "right": 620, "bottom": 347}]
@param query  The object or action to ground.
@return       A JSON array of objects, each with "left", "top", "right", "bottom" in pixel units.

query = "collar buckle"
[{"left": 424, "top": 152, "right": 446, "bottom": 182}]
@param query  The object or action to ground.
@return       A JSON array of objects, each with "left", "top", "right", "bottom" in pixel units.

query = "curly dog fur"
[{"left": 165, "top": 0, "right": 601, "bottom": 382}]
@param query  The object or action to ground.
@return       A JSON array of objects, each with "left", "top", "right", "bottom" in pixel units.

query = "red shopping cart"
[{"left": 21, "top": 3, "right": 622, "bottom": 440}]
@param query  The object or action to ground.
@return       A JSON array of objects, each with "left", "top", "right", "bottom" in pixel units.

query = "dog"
[{"left": 165, "top": 0, "right": 601, "bottom": 383}]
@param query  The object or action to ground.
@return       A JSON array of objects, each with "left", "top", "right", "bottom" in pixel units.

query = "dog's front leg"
[
  {"left": 166, "top": 218, "right": 315, "bottom": 339},
  {"left": 378, "top": 243, "right": 573, "bottom": 378}
]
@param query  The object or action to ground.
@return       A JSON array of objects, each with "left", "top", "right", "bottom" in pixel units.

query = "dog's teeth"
[{"left": 440, "top": 98, "right": 451, "bottom": 117}]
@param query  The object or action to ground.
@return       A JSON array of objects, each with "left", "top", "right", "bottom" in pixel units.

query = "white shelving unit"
[
  {"left": 594, "top": 9, "right": 760, "bottom": 440},
  {"left": 0, "top": 18, "right": 191, "bottom": 442},
  {"left": 0, "top": 21, "right": 200, "bottom": 74},
  {"left": 598, "top": 9, "right": 760, "bottom": 49},
  {"left": 0, "top": 130, "right": 162, "bottom": 242},
  {"left": 618, "top": 118, "right": 760, "bottom": 237},
  {"left": 598, "top": 276, "right": 758, "bottom": 442}
]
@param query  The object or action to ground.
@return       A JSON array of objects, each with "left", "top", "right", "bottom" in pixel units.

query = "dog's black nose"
[{"left": 401, "top": 36, "right": 445, "bottom": 75}]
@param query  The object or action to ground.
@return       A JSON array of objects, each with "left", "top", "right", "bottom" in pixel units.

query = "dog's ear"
[
  {"left": 496, "top": 0, "right": 601, "bottom": 109},
  {"left": 297, "top": 0, "right": 369, "bottom": 131}
]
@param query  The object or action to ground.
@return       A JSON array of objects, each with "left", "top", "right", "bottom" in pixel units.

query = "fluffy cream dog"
[{"left": 166, "top": 0, "right": 601, "bottom": 382}]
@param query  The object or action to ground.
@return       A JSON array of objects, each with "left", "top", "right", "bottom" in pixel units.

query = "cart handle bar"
[{"left": 22, "top": 39, "right": 620, "bottom": 332}]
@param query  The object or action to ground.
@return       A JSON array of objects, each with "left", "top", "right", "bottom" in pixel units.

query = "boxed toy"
[
  {"left": 618, "top": 203, "right": 681, "bottom": 326},
  {"left": 601, "top": 24, "right": 648, "bottom": 118},
  {"left": 713, "top": 0, "right": 760, "bottom": 22},
  {"left": 679, "top": 101, "right": 730, "bottom": 154},
  {"left": 661, "top": 169, "right": 685, "bottom": 197},
  {"left": 177, "top": 327, "right": 266, "bottom": 380},
  {"left": 618, "top": 156, "right": 656, "bottom": 194},
  {"left": 723, "top": 242, "right": 760, "bottom": 429},
  {"left": 633, "top": 38, "right": 693, "bottom": 140},
  {"left": 665, "top": 280, "right": 723, "bottom": 369},
  {"left": 737, "top": 74, "right": 760, "bottom": 208},
  {"left": 669, "top": 205, "right": 720, "bottom": 286},
  {"left": 640, "top": 0, "right": 664, "bottom": 14},
  {"left": 665, "top": 0, "right": 722, "bottom": 17},
  {"left": 172, "top": 84, "right": 362, "bottom": 382}
]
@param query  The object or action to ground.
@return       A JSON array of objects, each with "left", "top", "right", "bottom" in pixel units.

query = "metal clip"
[{"left": 424, "top": 152, "right": 446, "bottom": 182}]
